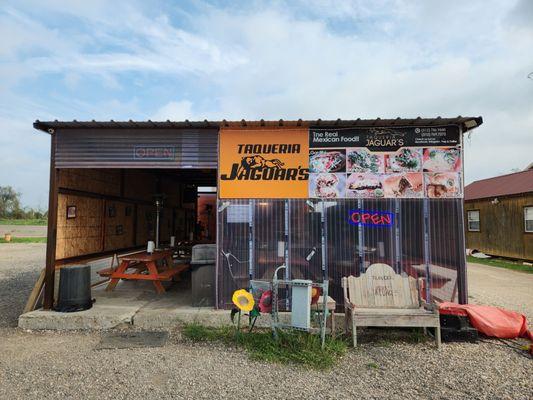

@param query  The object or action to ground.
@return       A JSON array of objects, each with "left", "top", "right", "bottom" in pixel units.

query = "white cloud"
[
  {"left": 0, "top": 117, "right": 51, "bottom": 208},
  {"left": 1, "top": 0, "right": 532, "bottom": 207},
  {"left": 152, "top": 100, "right": 195, "bottom": 121}
]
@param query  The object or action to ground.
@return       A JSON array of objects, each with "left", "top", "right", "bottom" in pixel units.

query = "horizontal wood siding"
[{"left": 465, "top": 194, "right": 533, "bottom": 261}]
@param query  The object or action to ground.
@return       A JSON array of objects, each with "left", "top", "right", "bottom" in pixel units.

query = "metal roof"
[
  {"left": 33, "top": 116, "right": 483, "bottom": 133},
  {"left": 464, "top": 169, "right": 533, "bottom": 201}
]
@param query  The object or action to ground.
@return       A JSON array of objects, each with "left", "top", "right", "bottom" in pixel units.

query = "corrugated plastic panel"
[
  {"left": 216, "top": 198, "right": 464, "bottom": 309},
  {"left": 54, "top": 128, "right": 218, "bottom": 168}
]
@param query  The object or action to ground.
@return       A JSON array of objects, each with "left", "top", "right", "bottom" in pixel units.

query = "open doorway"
[{"left": 54, "top": 167, "right": 217, "bottom": 308}]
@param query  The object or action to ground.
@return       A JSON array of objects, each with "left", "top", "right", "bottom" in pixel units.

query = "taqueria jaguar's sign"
[{"left": 218, "top": 128, "right": 309, "bottom": 198}]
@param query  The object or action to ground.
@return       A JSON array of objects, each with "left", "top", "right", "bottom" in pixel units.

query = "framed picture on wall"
[{"left": 66, "top": 205, "right": 77, "bottom": 219}]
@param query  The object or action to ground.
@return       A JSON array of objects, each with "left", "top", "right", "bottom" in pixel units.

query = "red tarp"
[{"left": 439, "top": 302, "right": 533, "bottom": 342}]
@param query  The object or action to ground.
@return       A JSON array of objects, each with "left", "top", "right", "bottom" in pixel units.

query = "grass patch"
[
  {"left": 0, "top": 218, "right": 47, "bottom": 226},
  {"left": 0, "top": 237, "right": 47, "bottom": 243},
  {"left": 367, "top": 362, "right": 379, "bottom": 369},
  {"left": 467, "top": 255, "right": 533, "bottom": 274},
  {"left": 182, "top": 323, "right": 347, "bottom": 370},
  {"left": 374, "top": 339, "right": 393, "bottom": 348},
  {"left": 407, "top": 328, "right": 429, "bottom": 343}
]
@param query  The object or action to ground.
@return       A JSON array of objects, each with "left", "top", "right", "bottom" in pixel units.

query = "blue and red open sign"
[{"left": 348, "top": 209, "right": 394, "bottom": 227}]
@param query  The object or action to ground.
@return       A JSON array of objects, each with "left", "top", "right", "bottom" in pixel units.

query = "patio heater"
[{"left": 153, "top": 194, "right": 165, "bottom": 250}]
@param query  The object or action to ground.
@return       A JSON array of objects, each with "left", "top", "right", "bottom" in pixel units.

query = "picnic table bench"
[{"left": 102, "top": 250, "right": 189, "bottom": 294}]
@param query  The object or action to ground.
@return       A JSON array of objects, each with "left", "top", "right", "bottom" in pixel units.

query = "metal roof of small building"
[
  {"left": 464, "top": 168, "right": 533, "bottom": 201},
  {"left": 33, "top": 116, "right": 483, "bottom": 133}
]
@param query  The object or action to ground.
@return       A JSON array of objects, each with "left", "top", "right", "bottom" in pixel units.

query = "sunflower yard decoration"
[
  {"left": 232, "top": 289, "right": 254, "bottom": 312},
  {"left": 230, "top": 289, "right": 261, "bottom": 336}
]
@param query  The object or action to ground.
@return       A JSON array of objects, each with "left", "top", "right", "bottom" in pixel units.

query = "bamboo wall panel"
[
  {"left": 103, "top": 201, "right": 135, "bottom": 251},
  {"left": 56, "top": 194, "right": 103, "bottom": 259},
  {"left": 465, "top": 194, "right": 533, "bottom": 260},
  {"left": 58, "top": 169, "right": 121, "bottom": 196}
]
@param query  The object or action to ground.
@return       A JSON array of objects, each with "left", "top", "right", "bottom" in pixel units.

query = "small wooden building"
[{"left": 464, "top": 167, "right": 533, "bottom": 261}]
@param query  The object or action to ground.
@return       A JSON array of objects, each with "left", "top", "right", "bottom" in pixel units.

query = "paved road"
[{"left": 0, "top": 225, "right": 47, "bottom": 238}]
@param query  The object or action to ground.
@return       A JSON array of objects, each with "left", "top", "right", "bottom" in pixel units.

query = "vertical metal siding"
[{"left": 54, "top": 128, "right": 218, "bottom": 168}]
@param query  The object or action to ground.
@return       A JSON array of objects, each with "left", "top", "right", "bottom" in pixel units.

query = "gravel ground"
[
  {"left": 0, "top": 245, "right": 531, "bottom": 400},
  {"left": 0, "top": 243, "right": 45, "bottom": 328},
  {"left": 467, "top": 262, "right": 533, "bottom": 320}
]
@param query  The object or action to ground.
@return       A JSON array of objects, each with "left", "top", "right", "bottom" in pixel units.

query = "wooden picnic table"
[{"left": 105, "top": 250, "right": 189, "bottom": 294}]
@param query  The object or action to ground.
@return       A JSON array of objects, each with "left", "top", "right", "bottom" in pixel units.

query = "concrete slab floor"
[
  {"left": 18, "top": 278, "right": 218, "bottom": 331},
  {"left": 18, "top": 278, "right": 341, "bottom": 332}
]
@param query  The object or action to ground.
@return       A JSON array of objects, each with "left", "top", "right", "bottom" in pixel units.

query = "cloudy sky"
[{"left": 1, "top": 0, "right": 532, "bottom": 208}]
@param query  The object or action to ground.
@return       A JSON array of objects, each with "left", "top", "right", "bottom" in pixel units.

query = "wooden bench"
[{"left": 342, "top": 263, "right": 441, "bottom": 348}]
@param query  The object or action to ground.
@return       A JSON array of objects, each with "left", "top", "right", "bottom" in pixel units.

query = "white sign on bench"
[{"left": 342, "top": 263, "right": 441, "bottom": 348}]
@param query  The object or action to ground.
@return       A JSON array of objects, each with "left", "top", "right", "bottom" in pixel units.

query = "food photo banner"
[{"left": 308, "top": 126, "right": 462, "bottom": 199}]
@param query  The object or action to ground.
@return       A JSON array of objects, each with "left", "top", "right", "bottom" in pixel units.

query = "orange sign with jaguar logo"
[{"left": 218, "top": 128, "right": 309, "bottom": 198}]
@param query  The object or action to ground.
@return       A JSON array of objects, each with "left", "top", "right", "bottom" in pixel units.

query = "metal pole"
[
  {"left": 394, "top": 199, "right": 401, "bottom": 273},
  {"left": 423, "top": 198, "right": 431, "bottom": 302},
  {"left": 358, "top": 198, "right": 364, "bottom": 273},
  {"left": 320, "top": 200, "right": 327, "bottom": 279},
  {"left": 155, "top": 199, "right": 161, "bottom": 249},
  {"left": 321, "top": 280, "right": 329, "bottom": 349},
  {"left": 284, "top": 200, "right": 290, "bottom": 309},
  {"left": 457, "top": 125, "right": 468, "bottom": 304},
  {"left": 248, "top": 199, "right": 254, "bottom": 283}
]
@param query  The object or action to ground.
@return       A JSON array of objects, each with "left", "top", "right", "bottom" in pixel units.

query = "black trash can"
[
  {"left": 56, "top": 264, "right": 93, "bottom": 312},
  {"left": 191, "top": 244, "right": 216, "bottom": 307}
]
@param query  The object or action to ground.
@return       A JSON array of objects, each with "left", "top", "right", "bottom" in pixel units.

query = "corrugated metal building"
[{"left": 33, "top": 116, "right": 482, "bottom": 310}]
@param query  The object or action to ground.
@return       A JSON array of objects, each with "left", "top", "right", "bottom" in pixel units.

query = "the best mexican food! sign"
[
  {"left": 218, "top": 128, "right": 309, "bottom": 198},
  {"left": 308, "top": 126, "right": 463, "bottom": 199}
]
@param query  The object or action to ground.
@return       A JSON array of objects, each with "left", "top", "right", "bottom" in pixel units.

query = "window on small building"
[
  {"left": 525, "top": 207, "right": 533, "bottom": 233},
  {"left": 467, "top": 210, "right": 480, "bottom": 232}
]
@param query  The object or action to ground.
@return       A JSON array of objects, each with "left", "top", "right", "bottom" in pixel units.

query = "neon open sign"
[
  {"left": 348, "top": 209, "right": 394, "bottom": 227},
  {"left": 134, "top": 145, "right": 176, "bottom": 160}
]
